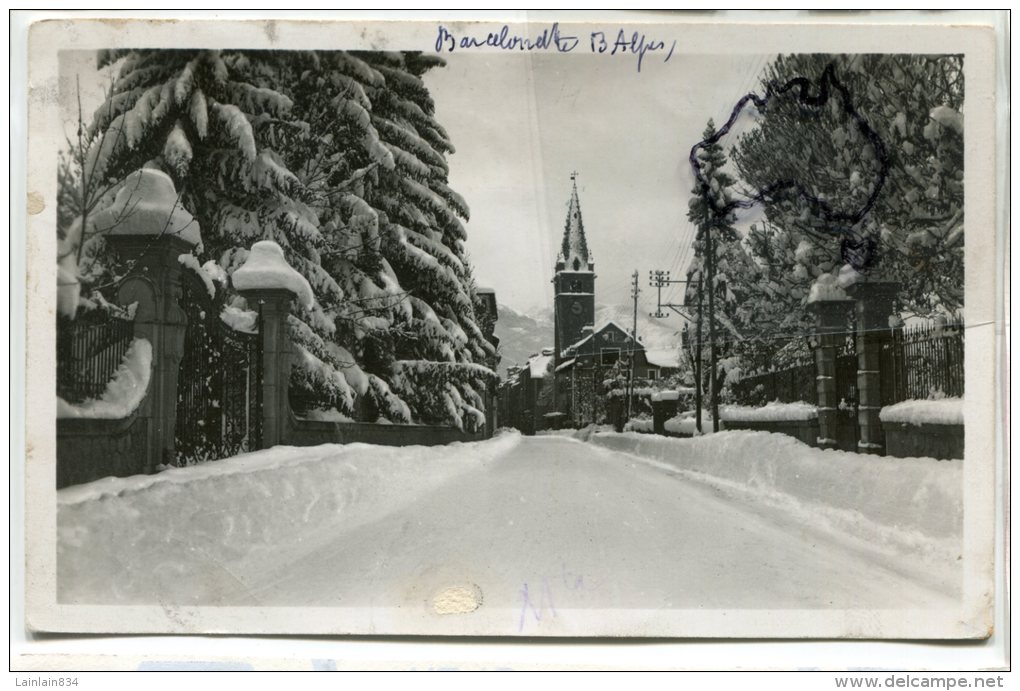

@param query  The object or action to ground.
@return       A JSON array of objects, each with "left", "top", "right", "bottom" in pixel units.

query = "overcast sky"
[{"left": 424, "top": 51, "right": 772, "bottom": 315}]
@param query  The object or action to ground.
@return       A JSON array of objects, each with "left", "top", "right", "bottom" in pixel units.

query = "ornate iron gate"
[{"left": 174, "top": 277, "right": 262, "bottom": 465}]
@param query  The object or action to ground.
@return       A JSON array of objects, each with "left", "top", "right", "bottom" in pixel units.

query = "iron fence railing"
[
  {"left": 730, "top": 357, "right": 816, "bottom": 407},
  {"left": 729, "top": 318, "right": 964, "bottom": 409},
  {"left": 56, "top": 309, "right": 135, "bottom": 403},
  {"left": 884, "top": 317, "right": 965, "bottom": 403}
]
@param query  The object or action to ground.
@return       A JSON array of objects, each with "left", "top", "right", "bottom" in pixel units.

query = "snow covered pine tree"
[
  {"left": 732, "top": 54, "right": 964, "bottom": 321},
  {"left": 64, "top": 49, "right": 495, "bottom": 429},
  {"left": 685, "top": 120, "right": 756, "bottom": 401}
]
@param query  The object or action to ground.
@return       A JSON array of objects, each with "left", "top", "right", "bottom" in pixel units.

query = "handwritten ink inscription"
[
  {"left": 517, "top": 564, "right": 592, "bottom": 632},
  {"left": 589, "top": 30, "right": 676, "bottom": 72},
  {"left": 435, "top": 24, "right": 677, "bottom": 73}
]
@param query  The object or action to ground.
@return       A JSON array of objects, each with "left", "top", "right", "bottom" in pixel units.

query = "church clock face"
[{"left": 570, "top": 300, "right": 582, "bottom": 315}]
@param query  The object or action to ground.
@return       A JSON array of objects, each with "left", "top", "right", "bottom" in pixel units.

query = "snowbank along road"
[{"left": 58, "top": 431, "right": 961, "bottom": 633}]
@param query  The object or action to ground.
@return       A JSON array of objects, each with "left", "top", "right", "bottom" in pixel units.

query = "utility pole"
[
  {"left": 695, "top": 271, "right": 703, "bottom": 434},
  {"left": 648, "top": 267, "right": 700, "bottom": 432},
  {"left": 627, "top": 270, "right": 639, "bottom": 420},
  {"left": 705, "top": 221, "right": 720, "bottom": 433}
]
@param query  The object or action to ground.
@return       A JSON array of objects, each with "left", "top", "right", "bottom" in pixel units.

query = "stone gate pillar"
[
  {"left": 235, "top": 241, "right": 311, "bottom": 449},
  {"left": 808, "top": 298, "right": 852, "bottom": 450},
  {"left": 239, "top": 290, "right": 294, "bottom": 448},
  {"left": 651, "top": 394, "right": 679, "bottom": 435},
  {"left": 100, "top": 169, "right": 200, "bottom": 471},
  {"left": 848, "top": 281, "right": 901, "bottom": 455}
]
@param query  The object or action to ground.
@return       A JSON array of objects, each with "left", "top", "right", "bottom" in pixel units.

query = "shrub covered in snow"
[
  {"left": 664, "top": 411, "right": 719, "bottom": 436},
  {"left": 623, "top": 417, "right": 654, "bottom": 433},
  {"left": 57, "top": 221, "right": 82, "bottom": 319}
]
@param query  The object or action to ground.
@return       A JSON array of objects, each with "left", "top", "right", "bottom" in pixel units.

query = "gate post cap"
[
  {"left": 93, "top": 168, "right": 201, "bottom": 248},
  {"left": 233, "top": 241, "right": 314, "bottom": 309},
  {"left": 807, "top": 274, "right": 853, "bottom": 308}
]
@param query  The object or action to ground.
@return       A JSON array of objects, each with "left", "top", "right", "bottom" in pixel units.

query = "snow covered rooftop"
[
  {"left": 563, "top": 320, "right": 637, "bottom": 355},
  {"left": 233, "top": 241, "right": 315, "bottom": 309},
  {"left": 92, "top": 168, "right": 202, "bottom": 247},
  {"left": 562, "top": 333, "right": 592, "bottom": 355},
  {"left": 476, "top": 286, "right": 495, "bottom": 294},
  {"left": 555, "top": 358, "right": 576, "bottom": 372},
  {"left": 528, "top": 351, "right": 554, "bottom": 379},
  {"left": 645, "top": 348, "right": 680, "bottom": 369}
]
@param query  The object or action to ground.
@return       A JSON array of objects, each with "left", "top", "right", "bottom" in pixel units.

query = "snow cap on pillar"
[
  {"left": 807, "top": 272, "right": 851, "bottom": 304},
  {"left": 92, "top": 168, "right": 202, "bottom": 249},
  {"left": 233, "top": 240, "right": 314, "bottom": 309}
]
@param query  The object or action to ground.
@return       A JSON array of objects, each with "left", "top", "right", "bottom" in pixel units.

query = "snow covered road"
[
  {"left": 240, "top": 435, "right": 958, "bottom": 614},
  {"left": 59, "top": 430, "right": 961, "bottom": 634}
]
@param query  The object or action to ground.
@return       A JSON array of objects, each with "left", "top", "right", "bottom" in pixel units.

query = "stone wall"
[
  {"left": 287, "top": 415, "right": 485, "bottom": 447},
  {"left": 56, "top": 414, "right": 149, "bottom": 489},
  {"left": 884, "top": 422, "right": 964, "bottom": 460},
  {"left": 617, "top": 410, "right": 960, "bottom": 460},
  {"left": 722, "top": 419, "right": 819, "bottom": 447}
]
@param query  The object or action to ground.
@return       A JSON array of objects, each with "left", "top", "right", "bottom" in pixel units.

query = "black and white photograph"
[{"left": 18, "top": 14, "right": 1002, "bottom": 650}]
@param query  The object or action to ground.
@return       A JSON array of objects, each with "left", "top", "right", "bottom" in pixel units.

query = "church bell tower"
[{"left": 553, "top": 173, "right": 596, "bottom": 365}]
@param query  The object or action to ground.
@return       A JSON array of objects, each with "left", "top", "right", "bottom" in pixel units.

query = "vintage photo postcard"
[{"left": 20, "top": 14, "right": 1002, "bottom": 639}]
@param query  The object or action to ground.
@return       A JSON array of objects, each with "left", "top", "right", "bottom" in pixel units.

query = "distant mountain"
[
  {"left": 493, "top": 304, "right": 553, "bottom": 374},
  {"left": 493, "top": 302, "right": 684, "bottom": 376}
]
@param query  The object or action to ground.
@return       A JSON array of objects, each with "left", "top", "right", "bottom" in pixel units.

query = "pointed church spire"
[{"left": 559, "top": 172, "right": 592, "bottom": 273}]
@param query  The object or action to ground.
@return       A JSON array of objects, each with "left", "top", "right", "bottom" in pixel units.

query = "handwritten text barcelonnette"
[{"left": 435, "top": 23, "right": 677, "bottom": 72}]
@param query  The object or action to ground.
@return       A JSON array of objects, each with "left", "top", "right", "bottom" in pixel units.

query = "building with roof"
[
  {"left": 497, "top": 174, "right": 679, "bottom": 433},
  {"left": 552, "top": 176, "right": 597, "bottom": 368},
  {"left": 496, "top": 347, "right": 555, "bottom": 435},
  {"left": 554, "top": 320, "right": 670, "bottom": 427}
]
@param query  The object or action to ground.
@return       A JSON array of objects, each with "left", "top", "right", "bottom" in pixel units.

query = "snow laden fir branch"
[
  {"left": 58, "top": 49, "right": 497, "bottom": 428},
  {"left": 731, "top": 54, "right": 965, "bottom": 319},
  {"left": 678, "top": 54, "right": 964, "bottom": 382}
]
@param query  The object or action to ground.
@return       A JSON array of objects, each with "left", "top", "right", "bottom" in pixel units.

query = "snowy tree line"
[
  {"left": 682, "top": 54, "right": 964, "bottom": 393},
  {"left": 57, "top": 49, "right": 496, "bottom": 429}
]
